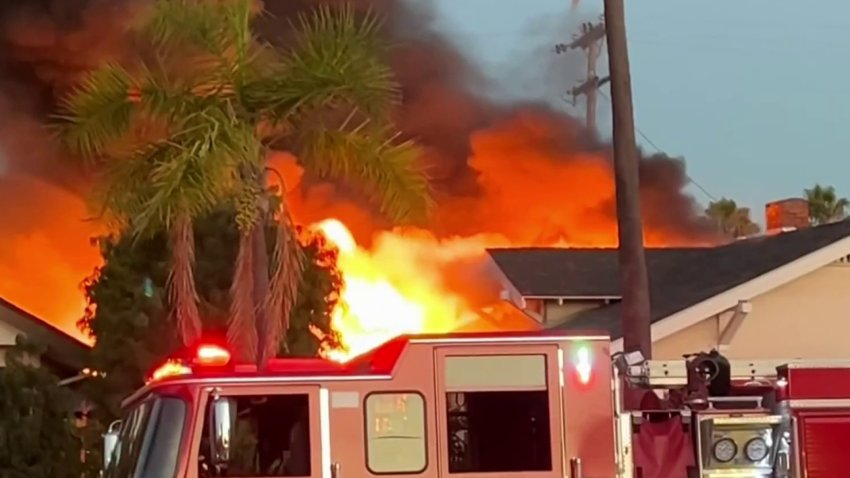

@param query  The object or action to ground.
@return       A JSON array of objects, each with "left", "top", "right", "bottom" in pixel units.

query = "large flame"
[
  {"left": 0, "top": 112, "right": 718, "bottom": 358},
  {"left": 313, "top": 219, "right": 493, "bottom": 361}
]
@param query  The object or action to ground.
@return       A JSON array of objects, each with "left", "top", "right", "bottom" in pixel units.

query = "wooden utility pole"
[
  {"left": 583, "top": 32, "right": 601, "bottom": 131},
  {"left": 603, "top": 0, "right": 652, "bottom": 359},
  {"left": 556, "top": 21, "right": 609, "bottom": 132}
]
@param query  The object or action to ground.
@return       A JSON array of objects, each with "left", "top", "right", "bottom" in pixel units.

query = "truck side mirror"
[
  {"left": 103, "top": 420, "right": 122, "bottom": 470},
  {"left": 208, "top": 393, "right": 237, "bottom": 467}
]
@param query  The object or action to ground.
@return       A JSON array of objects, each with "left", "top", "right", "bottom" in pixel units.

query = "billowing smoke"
[
  {"left": 258, "top": 0, "right": 716, "bottom": 244},
  {"left": 0, "top": 0, "right": 717, "bottom": 336},
  {"left": 0, "top": 0, "right": 133, "bottom": 338}
]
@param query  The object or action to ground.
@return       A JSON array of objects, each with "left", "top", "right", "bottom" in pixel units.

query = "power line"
[
  {"left": 596, "top": 89, "right": 718, "bottom": 202},
  {"left": 449, "top": 27, "right": 850, "bottom": 44},
  {"left": 550, "top": 26, "right": 718, "bottom": 203}
]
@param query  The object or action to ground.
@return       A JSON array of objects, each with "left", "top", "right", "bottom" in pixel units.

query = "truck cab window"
[
  {"left": 199, "top": 394, "right": 311, "bottom": 477},
  {"left": 105, "top": 396, "right": 186, "bottom": 478},
  {"left": 104, "top": 400, "right": 154, "bottom": 478}
]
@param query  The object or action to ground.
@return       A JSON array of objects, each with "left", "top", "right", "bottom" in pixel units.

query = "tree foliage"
[
  {"left": 55, "top": 0, "right": 431, "bottom": 362},
  {"left": 705, "top": 198, "right": 760, "bottom": 238},
  {"left": 804, "top": 184, "right": 849, "bottom": 226},
  {"left": 79, "top": 206, "right": 341, "bottom": 419},
  {"left": 0, "top": 336, "right": 98, "bottom": 478}
]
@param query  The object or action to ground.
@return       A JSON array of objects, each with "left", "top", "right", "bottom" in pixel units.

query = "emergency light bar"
[
  {"left": 194, "top": 344, "right": 231, "bottom": 367},
  {"left": 147, "top": 343, "right": 232, "bottom": 384},
  {"left": 149, "top": 360, "right": 192, "bottom": 382}
]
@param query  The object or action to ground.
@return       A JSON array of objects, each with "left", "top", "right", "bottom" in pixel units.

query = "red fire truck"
[{"left": 100, "top": 330, "right": 850, "bottom": 478}]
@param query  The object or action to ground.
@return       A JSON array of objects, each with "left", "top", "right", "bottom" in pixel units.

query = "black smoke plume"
[{"left": 0, "top": 0, "right": 716, "bottom": 243}]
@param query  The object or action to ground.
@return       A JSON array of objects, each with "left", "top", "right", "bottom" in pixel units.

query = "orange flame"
[
  {"left": 288, "top": 112, "right": 718, "bottom": 361},
  {"left": 313, "top": 219, "right": 491, "bottom": 361},
  {"left": 0, "top": 175, "right": 101, "bottom": 344},
  {"left": 0, "top": 111, "right": 718, "bottom": 360}
]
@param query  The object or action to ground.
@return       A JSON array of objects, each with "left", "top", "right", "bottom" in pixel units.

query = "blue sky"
[{"left": 429, "top": 0, "right": 850, "bottom": 223}]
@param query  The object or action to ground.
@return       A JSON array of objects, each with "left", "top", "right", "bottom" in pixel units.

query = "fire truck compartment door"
[
  {"left": 434, "top": 345, "right": 565, "bottom": 478},
  {"left": 195, "top": 384, "right": 330, "bottom": 478},
  {"left": 795, "top": 411, "right": 850, "bottom": 478}
]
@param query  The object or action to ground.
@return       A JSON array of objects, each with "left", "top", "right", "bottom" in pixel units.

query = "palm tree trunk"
[
  {"left": 169, "top": 212, "right": 202, "bottom": 346},
  {"left": 228, "top": 232, "right": 258, "bottom": 363},
  {"left": 230, "top": 170, "right": 305, "bottom": 367},
  {"left": 264, "top": 203, "right": 304, "bottom": 362},
  {"left": 251, "top": 217, "right": 272, "bottom": 368},
  {"left": 254, "top": 171, "right": 306, "bottom": 366}
]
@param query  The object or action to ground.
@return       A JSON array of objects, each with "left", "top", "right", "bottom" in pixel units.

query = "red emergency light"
[
  {"left": 575, "top": 344, "right": 592, "bottom": 385},
  {"left": 193, "top": 344, "right": 231, "bottom": 367},
  {"left": 147, "top": 342, "right": 233, "bottom": 384},
  {"left": 567, "top": 343, "right": 594, "bottom": 388},
  {"left": 148, "top": 360, "right": 192, "bottom": 383}
]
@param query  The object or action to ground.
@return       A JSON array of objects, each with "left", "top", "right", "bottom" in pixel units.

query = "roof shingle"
[{"left": 487, "top": 220, "right": 850, "bottom": 338}]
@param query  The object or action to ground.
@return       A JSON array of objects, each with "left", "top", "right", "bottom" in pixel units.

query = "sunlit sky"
[{"left": 430, "top": 0, "right": 850, "bottom": 223}]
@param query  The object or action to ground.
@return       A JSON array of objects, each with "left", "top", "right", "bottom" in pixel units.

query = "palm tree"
[
  {"left": 56, "top": 0, "right": 431, "bottom": 365},
  {"left": 804, "top": 184, "right": 848, "bottom": 226},
  {"left": 705, "top": 198, "right": 760, "bottom": 238}
]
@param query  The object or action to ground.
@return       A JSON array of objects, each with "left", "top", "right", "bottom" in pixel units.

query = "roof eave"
[
  {"left": 522, "top": 295, "right": 622, "bottom": 301},
  {"left": 610, "top": 231, "right": 850, "bottom": 353}
]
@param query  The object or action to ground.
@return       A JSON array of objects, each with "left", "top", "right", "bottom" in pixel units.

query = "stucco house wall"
[
  {"left": 653, "top": 262, "right": 850, "bottom": 360},
  {"left": 543, "top": 300, "right": 606, "bottom": 327}
]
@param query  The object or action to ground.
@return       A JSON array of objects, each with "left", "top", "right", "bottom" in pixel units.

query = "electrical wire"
[{"left": 595, "top": 89, "right": 718, "bottom": 202}]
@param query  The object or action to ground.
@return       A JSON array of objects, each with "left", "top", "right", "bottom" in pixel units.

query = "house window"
[
  {"left": 443, "top": 355, "right": 552, "bottom": 473},
  {"left": 365, "top": 392, "right": 427, "bottom": 474}
]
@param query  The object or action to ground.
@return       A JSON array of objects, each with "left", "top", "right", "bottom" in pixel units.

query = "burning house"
[
  {"left": 488, "top": 203, "right": 850, "bottom": 360},
  {"left": 2, "top": 0, "right": 847, "bottom": 366},
  {"left": 0, "top": 0, "right": 722, "bottom": 359}
]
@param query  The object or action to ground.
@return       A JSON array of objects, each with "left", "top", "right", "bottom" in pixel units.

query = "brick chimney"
[{"left": 765, "top": 198, "right": 810, "bottom": 231}]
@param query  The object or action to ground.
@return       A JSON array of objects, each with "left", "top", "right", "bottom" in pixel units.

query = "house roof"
[
  {"left": 0, "top": 297, "right": 90, "bottom": 373},
  {"left": 487, "top": 220, "right": 850, "bottom": 340}
]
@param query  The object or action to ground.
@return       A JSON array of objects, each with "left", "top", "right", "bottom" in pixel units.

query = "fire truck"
[{"left": 100, "top": 330, "right": 850, "bottom": 478}]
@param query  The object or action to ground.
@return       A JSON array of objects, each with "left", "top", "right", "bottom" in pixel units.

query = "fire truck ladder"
[
  {"left": 628, "top": 358, "right": 850, "bottom": 388},
  {"left": 628, "top": 359, "right": 783, "bottom": 388}
]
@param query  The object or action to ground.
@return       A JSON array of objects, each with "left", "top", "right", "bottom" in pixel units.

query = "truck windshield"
[{"left": 105, "top": 395, "right": 187, "bottom": 478}]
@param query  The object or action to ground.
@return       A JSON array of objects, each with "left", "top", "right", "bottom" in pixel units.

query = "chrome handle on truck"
[
  {"left": 331, "top": 462, "right": 341, "bottom": 478},
  {"left": 776, "top": 452, "right": 790, "bottom": 478},
  {"left": 569, "top": 457, "right": 582, "bottom": 478}
]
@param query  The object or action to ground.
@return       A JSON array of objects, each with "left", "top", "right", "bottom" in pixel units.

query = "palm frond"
[
  {"left": 142, "top": 0, "right": 254, "bottom": 59},
  {"left": 244, "top": 4, "right": 398, "bottom": 125},
  {"left": 108, "top": 108, "right": 262, "bottom": 237},
  {"left": 54, "top": 64, "right": 137, "bottom": 159},
  {"left": 228, "top": 232, "right": 258, "bottom": 363},
  {"left": 140, "top": 0, "right": 266, "bottom": 96},
  {"left": 169, "top": 212, "right": 203, "bottom": 346},
  {"left": 264, "top": 202, "right": 305, "bottom": 360},
  {"left": 55, "top": 58, "right": 217, "bottom": 162},
  {"left": 90, "top": 139, "right": 172, "bottom": 233},
  {"left": 298, "top": 124, "right": 433, "bottom": 224}
]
